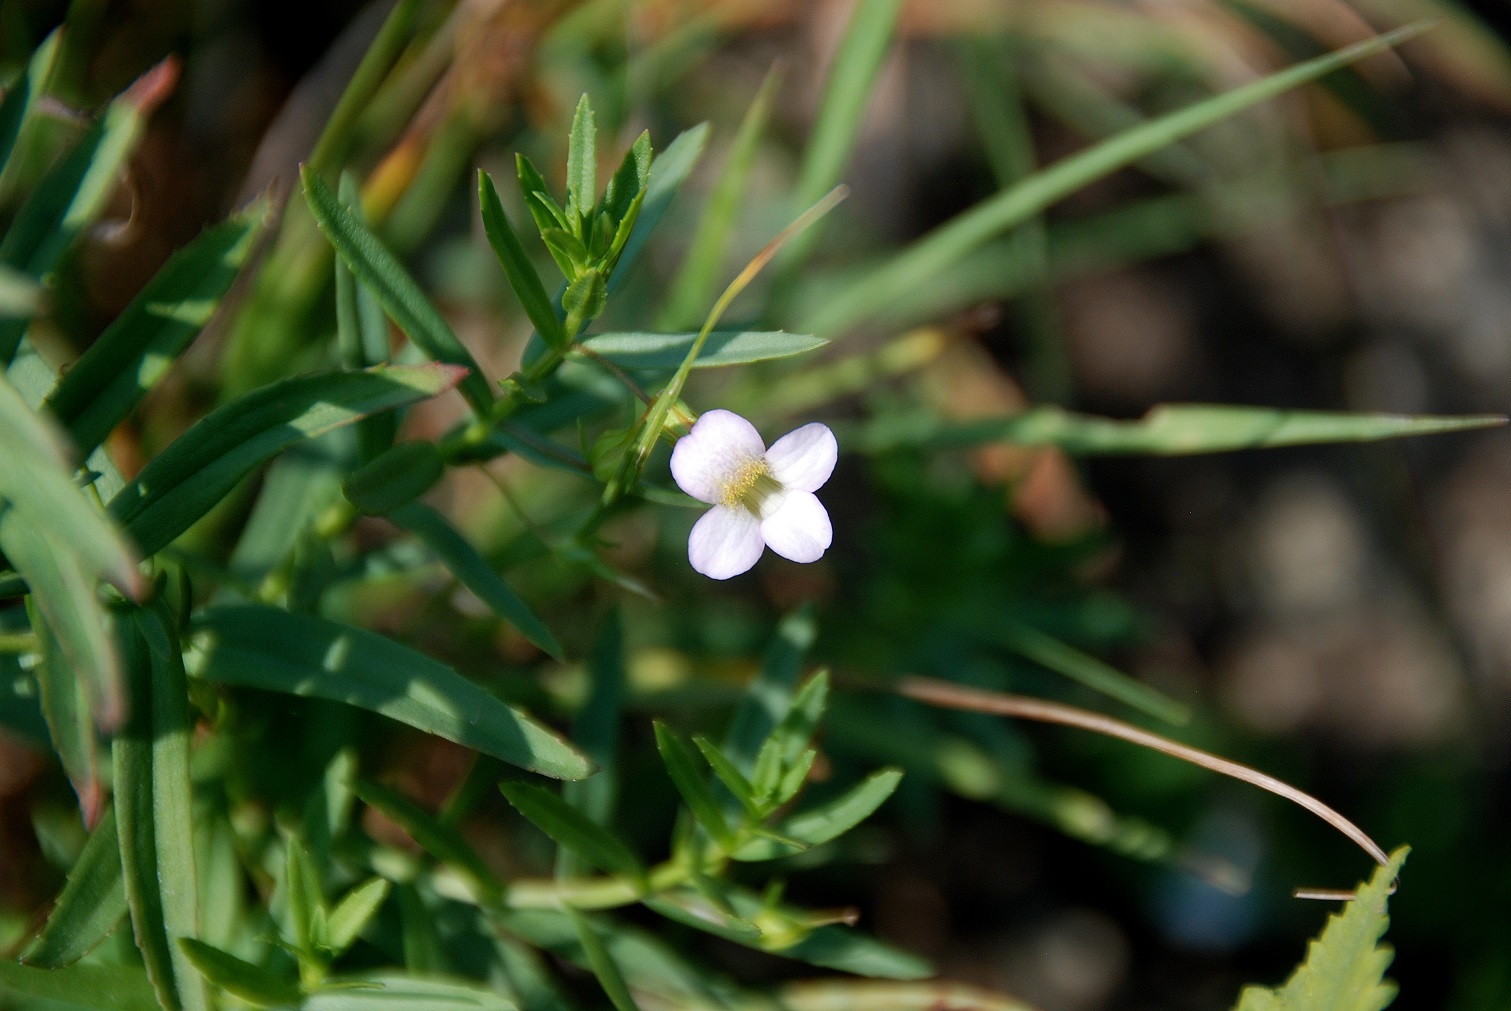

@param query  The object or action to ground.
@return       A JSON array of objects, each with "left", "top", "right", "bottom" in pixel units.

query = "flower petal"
[
  {"left": 670, "top": 409, "right": 767, "bottom": 504},
  {"left": 764, "top": 423, "right": 837, "bottom": 493},
  {"left": 759, "top": 490, "right": 832, "bottom": 564},
  {"left": 688, "top": 506, "right": 765, "bottom": 579}
]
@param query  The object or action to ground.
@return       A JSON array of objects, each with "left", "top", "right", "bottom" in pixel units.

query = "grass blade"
[
  {"left": 303, "top": 168, "right": 493, "bottom": 412},
  {"left": 806, "top": 24, "right": 1436, "bottom": 336},
  {"left": 989, "top": 622, "right": 1190, "bottom": 725},
  {"left": 856, "top": 403, "right": 1506, "bottom": 456},
  {"left": 0, "top": 30, "right": 62, "bottom": 176},
  {"left": 480, "top": 169, "right": 566, "bottom": 349},
  {"left": 45, "top": 202, "right": 269, "bottom": 457},
  {"left": 335, "top": 172, "right": 396, "bottom": 463},
  {"left": 107, "top": 364, "right": 464, "bottom": 556},
  {"left": 305, "top": 0, "right": 421, "bottom": 176},
  {"left": 567, "top": 908, "right": 643, "bottom": 1011},
  {"left": 25, "top": 593, "right": 105, "bottom": 814},
  {"left": 189, "top": 605, "right": 591, "bottom": 780},
  {"left": 24, "top": 805, "right": 127, "bottom": 967},
  {"left": 660, "top": 68, "right": 780, "bottom": 329},
  {"left": 114, "top": 602, "right": 208, "bottom": 1011},
  {"left": 389, "top": 501, "right": 563, "bottom": 660}
]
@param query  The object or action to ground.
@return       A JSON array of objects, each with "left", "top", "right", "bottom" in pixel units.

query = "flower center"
[{"left": 720, "top": 458, "right": 782, "bottom": 514}]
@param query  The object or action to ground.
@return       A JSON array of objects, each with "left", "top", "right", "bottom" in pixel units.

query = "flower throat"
[{"left": 720, "top": 459, "right": 782, "bottom": 514}]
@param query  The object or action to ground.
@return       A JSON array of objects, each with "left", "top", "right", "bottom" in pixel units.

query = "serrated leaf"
[
  {"left": 189, "top": 606, "right": 590, "bottom": 780},
  {"left": 45, "top": 203, "right": 268, "bottom": 457},
  {"left": 807, "top": 25, "right": 1435, "bottom": 335},
  {"left": 479, "top": 170, "right": 566, "bottom": 349},
  {"left": 501, "top": 781, "right": 644, "bottom": 882},
  {"left": 326, "top": 878, "right": 392, "bottom": 956},
  {"left": 302, "top": 169, "right": 493, "bottom": 412},
  {"left": 301, "top": 973, "right": 516, "bottom": 1009},
  {"left": 567, "top": 907, "right": 642, "bottom": 1011},
  {"left": 24, "top": 804, "right": 127, "bottom": 967},
  {"left": 0, "top": 960, "right": 160, "bottom": 1011},
  {"left": 1233, "top": 849, "right": 1408, "bottom": 1011},
  {"left": 107, "top": 364, "right": 463, "bottom": 556},
  {"left": 354, "top": 781, "right": 499, "bottom": 900},
  {"left": 114, "top": 602, "right": 208, "bottom": 1011},
  {"left": 653, "top": 722, "right": 733, "bottom": 848},
  {"left": 734, "top": 768, "right": 904, "bottom": 861},
  {"left": 566, "top": 94, "right": 597, "bottom": 225},
  {"left": 856, "top": 404, "right": 1505, "bottom": 456},
  {"left": 389, "top": 501, "right": 563, "bottom": 660},
  {"left": 178, "top": 938, "right": 303, "bottom": 1008},
  {"left": 579, "top": 330, "right": 827, "bottom": 370}
]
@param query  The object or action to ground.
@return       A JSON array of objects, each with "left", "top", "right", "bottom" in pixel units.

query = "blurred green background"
[{"left": 2, "top": 0, "right": 1511, "bottom": 1008}]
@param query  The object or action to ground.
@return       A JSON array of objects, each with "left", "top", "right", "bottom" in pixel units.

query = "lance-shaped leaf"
[
  {"left": 46, "top": 203, "right": 269, "bottom": 457},
  {"left": 177, "top": 939, "right": 303, "bottom": 1008},
  {"left": 565, "top": 94, "right": 598, "bottom": 226},
  {"left": 303, "top": 168, "right": 493, "bottom": 412},
  {"left": 24, "top": 805, "right": 127, "bottom": 967},
  {"left": 501, "top": 781, "right": 645, "bottom": 882},
  {"left": 479, "top": 170, "right": 566, "bottom": 350},
  {"left": 326, "top": 877, "right": 392, "bottom": 956},
  {"left": 578, "top": 330, "right": 826, "bottom": 370},
  {"left": 107, "top": 364, "right": 464, "bottom": 556},
  {"left": 352, "top": 781, "right": 500, "bottom": 902},
  {"left": 724, "top": 607, "right": 817, "bottom": 775},
  {"left": 0, "top": 58, "right": 176, "bottom": 364},
  {"left": 855, "top": 403, "right": 1505, "bottom": 456},
  {"left": 301, "top": 974, "right": 515, "bottom": 1010},
  {"left": 390, "top": 501, "right": 562, "bottom": 659},
  {"left": 1233, "top": 848, "right": 1408, "bottom": 1011},
  {"left": 189, "top": 606, "right": 590, "bottom": 780},
  {"left": 654, "top": 722, "right": 733, "bottom": 848},
  {"left": 0, "top": 961, "right": 160, "bottom": 1011},
  {"left": 610, "top": 123, "right": 708, "bottom": 293},
  {"left": 806, "top": 25, "right": 1435, "bottom": 335},
  {"left": 5, "top": 515, "right": 125, "bottom": 735},
  {"left": 986, "top": 622, "right": 1189, "bottom": 725},
  {"left": 0, "top": 31, "right": 61, "bottom": 175},
  {"left": 114, "top": 603, "right": 208, "bottom": 1011},
  {"left": 567, "top": 907, "right": 643, "bottom": 1011},
  {"left": 734, "top": 769, "right": 904, "bottom": 861},
  {"left": 335, "top": 172, "right": 397, "bottom": 462},
  {"left": 0, "top": 375, "right": 141, "bottom": 597}
]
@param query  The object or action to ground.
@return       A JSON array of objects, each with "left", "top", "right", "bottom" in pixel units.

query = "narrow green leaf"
[
  {"left": 501, "top": 781, "right": 644, "bottom": 881},
  {"left": 603, "top": 130, "right": 652, "bottom": 225},
  {"left": 302, "top": 168, "right": 493, "bottom": 412},
  {"left": 352, "top": 781, "right": 499, "bottom": 900},
  {"left": 660, "top": 68, "right": 780, "bottom": 329},
  {"left": 0, "top": 263, "right": 40, "bottom": 317},
  {"left": 326, "top": 878, "right": 392, "bottom": 956},
  {"left": 734, "top": 769, "right": 904, "bottom": 861},
  {"left": 301, "top": 973, "right": 516, "bottom": 1009},
  {"left": 567, "top": 908, "right": 642, "bottom": 1011},
  {"left": 45, "top": 203, "right": 268, "bottom": 457},
  {"left": 479, "top": 170, "right": 566, "bottom": 349},
  {"left": 642, "top": 890, "right": 762, "bottom": 944},
  {"left": 653, "top": 722, "right": 733, "bottom": 848},
  {"left": 562, "top": 268, "right": 606, "bottom": 334},
  {"left": 723, "top": 606, "right": 817, "bottom": 775},
  {"left": 285, "top": 834, "right": 327, "bottom": 954},
  {"left": 692, "top": 737, "right": 758, "bottom": 816},
  {"left": 24, "top": 805, "right": 127, "bottom": 967},
  {"left": 806, "top": 24, "right": 1435, "bottom": 335},
  {"left": 335, "top": 173, "right": 396, "bottom": 462},
  {"left": 610, "top": 123, "right": 709, "bottom": 292},
  {"left": 306, "top": 0, "right": 421, "bottom": 175},
  {"left": 855, "top": 403, "right": 1506, "bottom": 457},
  {"left": 989, "top": 622, "right": 1189, "bottom": 725},
  {"left": 344, "top": 441, "right": 444, "bottom": 516},
  {"left": 1, "top": 58, "right": 172, "bottom": 364},
  {"left": 1233, "top": 848, "right": 1408, "bottom": 1011},
  {"left": 114, "top": 602, "right": 208, "bottom": 1011},
  {"left": 189, "top": 605, "right": 590, "bottom": 780},
  {"left": 0, "top": 30, "right": 62, "bottom": 176},
  {"left": 25, "top": 593, "right": 104, "bottom": 810},
  {"left": 566, "top": 94, "right": 598, "bottom": 225},
  {"left": 579, "top": 330, "right": 826, "bottom": 370},
  {"left": 389, "top": 501, "right": 563, "bottom": 660},
  {"left": 107, "top": 364, "right": 463, "bottom": 556},
  {"left": 516, "top": 154, "right": 571, "bottom": 234},
  {"left": 0, "top": 374, "right": 141, "bottom": 597},
  {"left": 5, "top": 516, "right": 124, "bottom": 734},
  {"left": 178, "top": 938, "right": 304, "bottom": 1008},
  {"left": 0, "top": 961, "right": 160, "bottom": 1011}
]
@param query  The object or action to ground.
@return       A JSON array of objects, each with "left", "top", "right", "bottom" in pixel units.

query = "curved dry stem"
[{"left": 889, "top": 675, "right": 1392, "bottom": 899}]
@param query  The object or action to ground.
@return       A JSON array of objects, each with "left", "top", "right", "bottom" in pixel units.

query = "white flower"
[{"left": 669, "top": 410, "right": 837, "bottom": 580}]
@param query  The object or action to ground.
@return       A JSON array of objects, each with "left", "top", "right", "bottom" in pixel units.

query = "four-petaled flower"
[{"left": 670, "top": 410, "right": 837, "bottom": 580}]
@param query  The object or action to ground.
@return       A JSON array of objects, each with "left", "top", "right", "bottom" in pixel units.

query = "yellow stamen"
[{"left": 720, "top": 460, "right": 781, "bottom": 514}]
